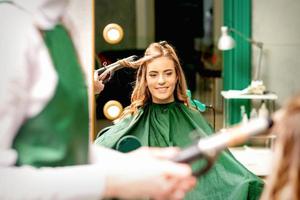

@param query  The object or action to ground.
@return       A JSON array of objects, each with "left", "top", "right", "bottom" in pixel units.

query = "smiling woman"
[
  {"left": 146, "top": 56, "right": 178, "bottom": 104},
  {"left": 95, "top": 41, "right": 264, "bottom": 200}
]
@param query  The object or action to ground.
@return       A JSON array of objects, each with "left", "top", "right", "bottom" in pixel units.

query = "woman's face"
[{"left": 146, "top": 56, "right": 178, "bottom": 104}]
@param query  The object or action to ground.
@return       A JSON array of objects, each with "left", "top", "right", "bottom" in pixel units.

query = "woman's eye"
[
  {"left": 149, "top": 74, "right": 157, "bottom": 77},
  {"left": 166, "top": 72, "right": 173, "bottom": 76}
]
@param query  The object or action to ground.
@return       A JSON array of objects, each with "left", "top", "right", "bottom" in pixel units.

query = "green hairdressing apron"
[
  {"left": 96, "top": 102, "right": 264, "bottom": 200},
  {"left": 13, "top": 25, "right": 89, "bottom": 167}
]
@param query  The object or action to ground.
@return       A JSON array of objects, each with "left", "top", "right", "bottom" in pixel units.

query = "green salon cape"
[
  {"left": 13, "top": 25, "right": 89, "bottom": 167},
  {"left": 95, "top": 101, "right": 263, "bottom": 200}
]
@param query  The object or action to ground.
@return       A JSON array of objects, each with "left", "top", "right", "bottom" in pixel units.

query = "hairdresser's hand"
[
  {"left": 94, "top": 79, "right": 104, "bottom": 95},
  {"left": 103, "top": 147, "right": 196, "bottom": 200},
  {"left": 94, "top": 70, "right": 105, "bottom": 94}
]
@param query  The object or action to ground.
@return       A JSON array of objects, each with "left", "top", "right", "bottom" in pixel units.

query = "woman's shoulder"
[
  {"left": 96, "top": 114, "right": 132, "bottom": 137},
  {"left": 94, "top": 109, "right": 144, "bottom": 148},
  {"left": 177, "top": 102, "right": 200, "bottom": 114},
  {"left": 95, "top": 109, "right": 144, "bottom": 138},
  {"left": 177, "top": 102, "right": 214, "bottom": 133}
]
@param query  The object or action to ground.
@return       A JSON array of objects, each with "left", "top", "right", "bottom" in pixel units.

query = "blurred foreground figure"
[{"left": 261, "top": 94, "right": 300, "bottom": 200}]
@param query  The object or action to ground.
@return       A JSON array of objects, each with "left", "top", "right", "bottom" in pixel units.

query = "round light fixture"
[
  {"left": 103, "top": 100, "right": 123, "bottom": 120},
  {"left": 102, "top": 23, "right": 124, "bottom": 44}
]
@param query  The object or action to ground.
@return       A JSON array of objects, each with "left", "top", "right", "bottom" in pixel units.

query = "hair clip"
[{"left": 159, "top": 41, "right": 167, "bottom": 46}]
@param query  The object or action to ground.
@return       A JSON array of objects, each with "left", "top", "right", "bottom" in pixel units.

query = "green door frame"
[{"left": 223, "top": 0, "right": 252, "bottom": 125}]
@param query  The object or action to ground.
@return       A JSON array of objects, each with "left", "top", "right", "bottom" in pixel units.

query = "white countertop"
[{"left": 229, "top": 146, "right": 274, "bottom": 176}]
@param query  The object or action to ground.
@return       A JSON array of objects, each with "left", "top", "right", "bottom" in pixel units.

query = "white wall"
[
  {"left": 135, "top": 0, "right": 155, "bottom": 49},
  {"left": 253, "top": 0, "right": 300, "bottom": 105}
]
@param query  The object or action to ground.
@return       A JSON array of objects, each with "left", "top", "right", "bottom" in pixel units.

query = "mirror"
[{"left": 94, "top": 0, "right": 224, "bottom": 138}]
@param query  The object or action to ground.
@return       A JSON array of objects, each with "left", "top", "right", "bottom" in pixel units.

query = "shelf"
[
  {"left": 221, "top": 91, "right": 278, "bottom": 127},
  {"left": 221, "top": 91, "right": 278, "bottom": 100}
]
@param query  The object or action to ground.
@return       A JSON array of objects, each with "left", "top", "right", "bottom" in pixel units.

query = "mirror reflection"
[{"left": 94, "top": 0, "right": 223, "bottom": 135}]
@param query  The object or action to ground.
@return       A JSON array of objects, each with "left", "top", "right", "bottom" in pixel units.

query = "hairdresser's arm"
[{"left": 92, "top": 145, "right": 197, "bottom": 200}]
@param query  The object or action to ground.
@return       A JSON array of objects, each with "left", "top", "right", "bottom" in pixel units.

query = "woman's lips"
[{"left": 156, "top": 87, "right": 168, "bottom": 92}]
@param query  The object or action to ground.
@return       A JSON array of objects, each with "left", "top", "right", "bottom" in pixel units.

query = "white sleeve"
[
  {"left": 0, "top": 144, "right": 128, "bottom": 199},
  {"left": 0, "top": 165, "right": 106, "bottom": 200},
  {"left": 0, "top": 5, "right": 32, "bottom": 159},
  {"left": 0, "top": 4, "right": 58, "bottom": 165}
]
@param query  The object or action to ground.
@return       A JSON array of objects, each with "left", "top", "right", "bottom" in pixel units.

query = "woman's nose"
[{"left": 158, "top": 75, "right": 166, "bottom": 84}]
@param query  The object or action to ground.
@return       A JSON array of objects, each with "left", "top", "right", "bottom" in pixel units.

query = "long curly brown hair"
[
  {"left": 118, "top": 41, "right": 190, "bottom": 119},
  {"left": 261, "top": 94, "right": 300, "bottom": 200}
]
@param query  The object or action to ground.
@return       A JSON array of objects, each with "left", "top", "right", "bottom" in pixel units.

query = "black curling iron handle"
[{"left": 172, "top": 144, "right": 203, "bottom": 163}]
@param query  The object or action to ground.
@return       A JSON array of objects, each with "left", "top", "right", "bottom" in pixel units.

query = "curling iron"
[
  {"left": 95, "top": 55, "right": 138, "bottom": 83},
  {"left": 173, "top": 117, "right": 273, "bottom": 176}
]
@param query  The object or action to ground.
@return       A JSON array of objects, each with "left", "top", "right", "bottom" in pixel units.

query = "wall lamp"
[
  {"left": 103, "top": 23, "right": 124, "bottom": 44},
  {"left": 103, "top": 100, "right": 123, "bottom": 121},
  {"left": 218, "top": 26, "right": 266, "bottom": 94}
]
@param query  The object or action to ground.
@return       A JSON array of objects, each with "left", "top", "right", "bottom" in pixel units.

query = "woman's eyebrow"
[
  {"left": 148, "top": 68, "right": 174, "bottom": 73},
  {"left": 148, "top": 70, "right": 158, "bottom": 73}
]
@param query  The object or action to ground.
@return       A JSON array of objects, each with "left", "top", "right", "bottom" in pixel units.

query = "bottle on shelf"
[
  {"left": 240, "top": 105, "right": 248, "bottom": 124},
  {"left": 250, "top": 108, "right": 258, "bottom": 119},
  {"left": 258, "top": 102, "right": 269, "bottom": 118}
]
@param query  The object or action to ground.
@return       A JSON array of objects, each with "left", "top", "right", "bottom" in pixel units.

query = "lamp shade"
[{"left": 218, "top": 26, "right": 235, "bottom": 50}]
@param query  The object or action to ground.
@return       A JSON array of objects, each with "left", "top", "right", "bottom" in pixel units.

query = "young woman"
[
  {"left": 261, "top": 94, "right": 300, "bottom": 200},
  {"left": 95, "top": 41, "right": 264, "bottom": 199}
]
